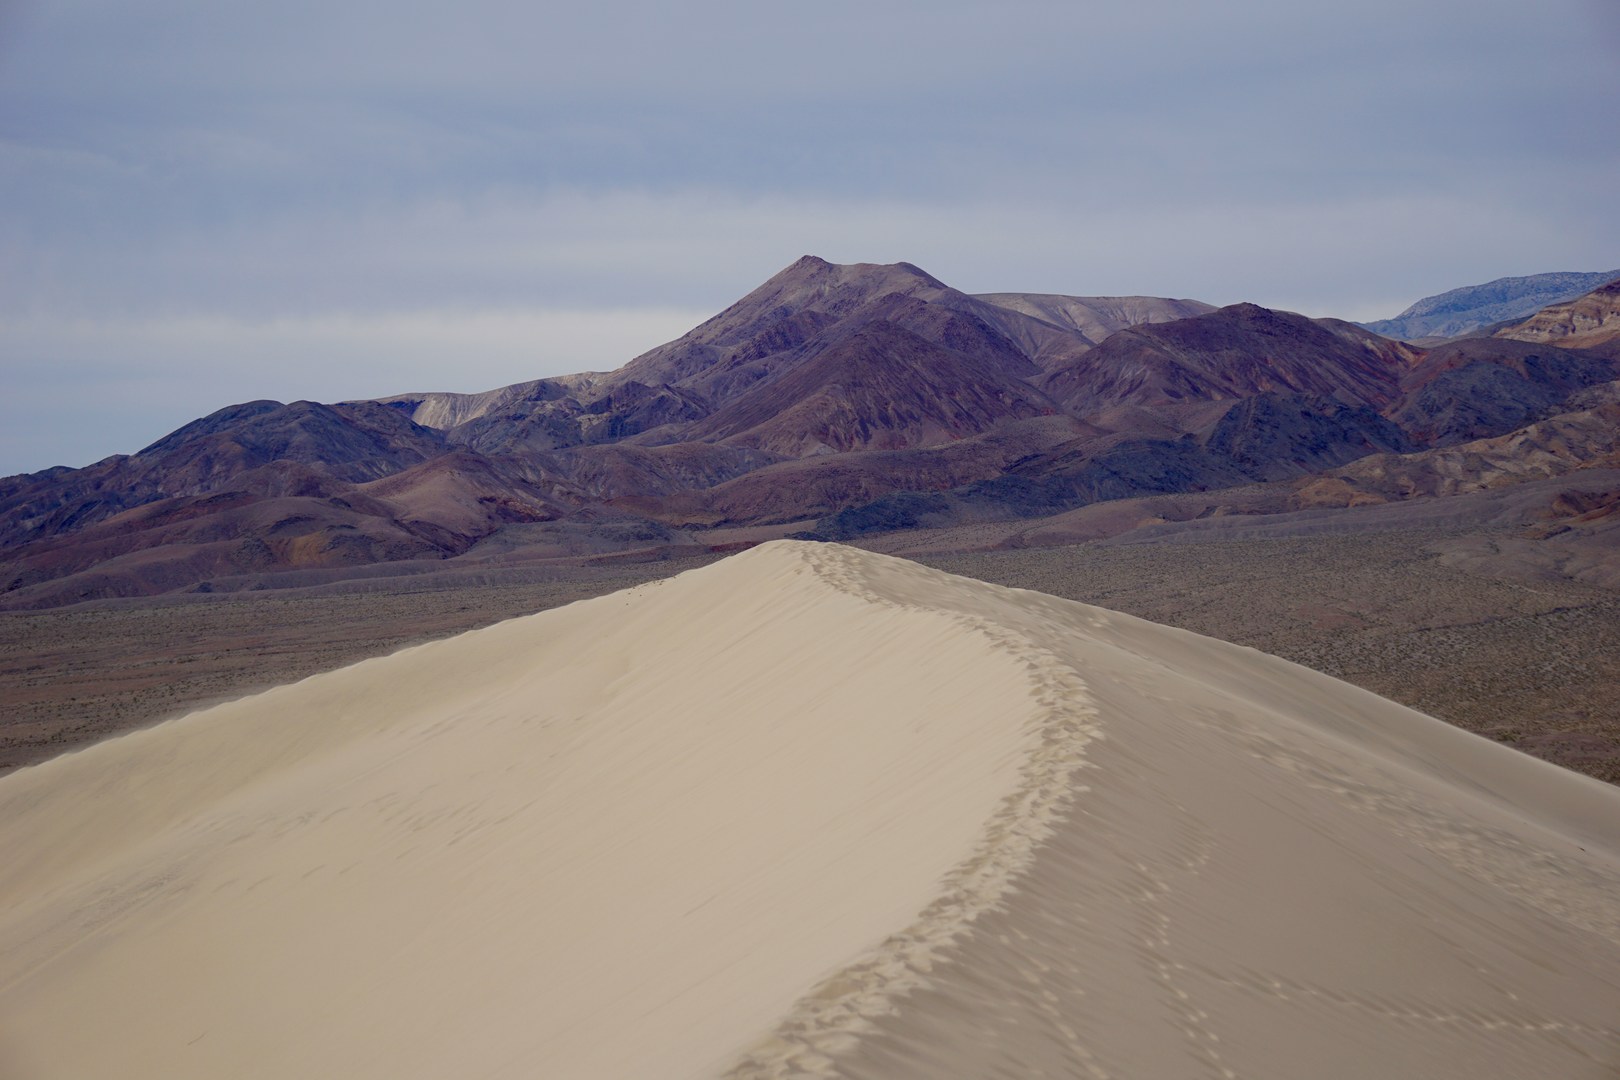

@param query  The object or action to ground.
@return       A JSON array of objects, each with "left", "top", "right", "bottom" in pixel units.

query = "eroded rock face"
[
  {"left": 1496, "top": 280, "right": 1620, "bottom": 351},
  {"left": 1328, "top": 404, "right": 1620, "bottom": 500},
  {"left": 1204, "top": 392, "right": 1414, "bottom": 480},
  {"left": 1386, "top": 339, "right": 1620, "bottom": 446}
]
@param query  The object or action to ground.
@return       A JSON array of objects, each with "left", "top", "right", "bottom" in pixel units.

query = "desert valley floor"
[{"left": 5, "top": 527, "right": 1618, "bottom": 784}]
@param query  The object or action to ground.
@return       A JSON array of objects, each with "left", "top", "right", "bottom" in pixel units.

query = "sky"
[{"left": 2, "top": 0, "right": 1618, "bottom": 475}]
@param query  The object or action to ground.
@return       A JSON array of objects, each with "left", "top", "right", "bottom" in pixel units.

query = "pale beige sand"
[{"left": 2, "top": 541, "right": 1619, "bottom": 1078}]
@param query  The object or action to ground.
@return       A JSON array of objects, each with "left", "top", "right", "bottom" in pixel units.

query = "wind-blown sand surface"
[{"left": 1, "top": 541, "right": 1617, "bottom": 1077}]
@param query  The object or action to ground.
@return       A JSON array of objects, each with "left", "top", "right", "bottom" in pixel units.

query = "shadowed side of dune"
[{"left": 725, "top": 550, "right": 1620, "bottom": 1079}]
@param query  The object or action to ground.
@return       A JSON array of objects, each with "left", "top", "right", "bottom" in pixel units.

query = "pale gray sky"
[{"left": 3, "top": 0, "right": 1617, "bottom": 474}]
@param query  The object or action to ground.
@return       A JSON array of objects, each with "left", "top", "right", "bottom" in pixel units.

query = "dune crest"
[{"left": 2, "top": 541, "right": 1619, "bottom": 1078}]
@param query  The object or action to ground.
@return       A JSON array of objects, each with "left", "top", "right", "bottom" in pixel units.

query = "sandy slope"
[{"left": 1, "top": 542, "right": 1618, "bottom": 1078}]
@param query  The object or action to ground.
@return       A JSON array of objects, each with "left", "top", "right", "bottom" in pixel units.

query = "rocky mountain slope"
[
  {"left": 1495, "top": 279, "right": 1620, "bottom": 353},
  {"left": 1387, "top": 338, "right": 1620, "bottom": 446},
  {"left": 3, "top": 258, "right": 1618, "bottom": 608},
  {"left": 1361, "top": 269, "right": 1620, "bottom": 342}
]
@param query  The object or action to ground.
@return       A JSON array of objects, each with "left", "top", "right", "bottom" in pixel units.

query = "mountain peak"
[
  {"left": 648, "top": 258, "right": 963, "bottom": 355},
  {"left": 1214, "top": 302, "right": 1317, "bottom": 333},
  {"left": 786, "top": 254, "right": 833, "bottom": 273},
  {"left": 761, "top": 255, "right": 947, "bottom": 291}
]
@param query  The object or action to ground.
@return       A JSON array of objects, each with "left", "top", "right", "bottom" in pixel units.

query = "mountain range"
[
  {"left": 1359, "top": 268, "right": 1620, "bottom": 342},
  {"left": 4, "top": 255, "right": 1619, "bottom": 608}
]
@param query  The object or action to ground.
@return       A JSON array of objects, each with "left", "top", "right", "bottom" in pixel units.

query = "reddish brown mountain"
[
  {"left": 683, "top": 318, "right": 1058, "bottom": 456},
  {"left": 1387, "top": 339, "right": 1620, "bottom": 446},
  {"left": 1036, "top": 303, "right": 1419, "bottom": 413},
  {"left": 1328, "top": 404, "right": 1620, "bottom": 500},
  {"left": 0, "top": 400, "right": 446, "bottom": 553},
  {"left": 4, "top": 256, "right": 1616, "bottom": 607}
]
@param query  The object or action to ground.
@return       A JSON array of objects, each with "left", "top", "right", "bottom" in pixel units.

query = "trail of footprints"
[
  {"left": 725, "top": 544, "right": 1105, "bottom": 1079},
  {"left": 724, "top": 544, "right": 1620, "bottom": 1078}
]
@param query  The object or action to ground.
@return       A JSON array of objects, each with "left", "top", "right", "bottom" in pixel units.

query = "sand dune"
[{"left": 1, "top": 541, "right": 1617, "bottom": 1077}]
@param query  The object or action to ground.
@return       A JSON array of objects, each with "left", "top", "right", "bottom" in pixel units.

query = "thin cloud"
[{"left": 5, "top": 185, "right": 1610, "bottom": 318}]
